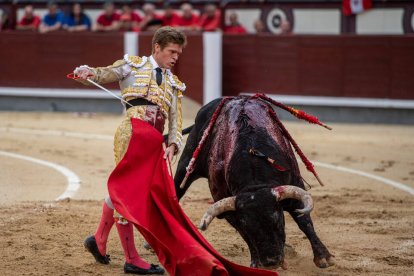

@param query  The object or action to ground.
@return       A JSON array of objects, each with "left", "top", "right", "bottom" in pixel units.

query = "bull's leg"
[{"left": 289, "top": 211, "right": 335, "bottom": 268}]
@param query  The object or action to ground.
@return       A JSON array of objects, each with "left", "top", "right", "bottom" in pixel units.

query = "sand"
[{"left": 0, "top": 98, "right": 413, "bottom": 276}]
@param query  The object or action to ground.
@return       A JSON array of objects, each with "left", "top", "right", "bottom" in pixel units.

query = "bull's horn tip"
[{"left": 199, "top": 221, "right": 207, "bottom": 231}]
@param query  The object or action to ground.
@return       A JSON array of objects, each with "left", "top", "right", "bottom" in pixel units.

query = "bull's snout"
[{"left": 251, "top": 255, "right": 287, "bottom": 269}]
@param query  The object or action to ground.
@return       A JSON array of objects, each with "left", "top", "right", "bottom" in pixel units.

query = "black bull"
[{"left": 171, "top": 96, "right": 334, "bottom": 269}]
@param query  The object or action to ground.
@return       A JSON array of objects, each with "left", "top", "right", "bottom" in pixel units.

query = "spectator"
[
  {"left": 39, "top": 2, "right": 65, "bottom": 33},
  {"left": 198, "top": 4, "right": 221, "bottom": 32},
  {"left": 145, "top": 19, "right": 163, "bottom": 32},
  {"left": 253, "top": 19, "right": 266, "bottom": 34},
  {"left": 63, "top": 3, "right": 91, "bottom": 32},
  {"left": 280, "top": 19, "right": 292, "bottom": 35},
  {"left": 0, "top": 9, "right": 12, "bottom": 31},
  {"left": 137, "top": 3, "right": 162, "bottom": 32},
  {"left": 94, "top": 2, "right": 120, "bottom": 32},
  {"left": 224, "top": 12, "right": 246, "bottom": 34},
  {"left": 161, "top": 3, "right": 180, "bottom": 27},
  {"left": 119, "top": 5, "right": 142, "bottom": 31},
  {"left": 176, "top": 3, "right": 199, "bottom": 31},
  {"left": 16, "top": 5, "right": 41, "bottom": 31}
]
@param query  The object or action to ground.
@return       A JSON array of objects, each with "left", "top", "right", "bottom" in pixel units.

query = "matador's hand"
[
  {"left": 73, "top": 66, "right": 95, "bottom": 80},
  {"left": 163, "top": 144, "right": 177, "bottom": 163}
]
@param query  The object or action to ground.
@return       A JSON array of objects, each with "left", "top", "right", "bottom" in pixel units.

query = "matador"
[{"left": 74, "top": 27, "right": 186, "bottom": 275}]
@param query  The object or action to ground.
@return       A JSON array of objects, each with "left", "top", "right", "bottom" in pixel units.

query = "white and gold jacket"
[{"left": 76, "top": 54, "right": 185, "bottom": 152}]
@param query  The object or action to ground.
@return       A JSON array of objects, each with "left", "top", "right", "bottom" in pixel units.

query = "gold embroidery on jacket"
[{"left": 83, "top": 55, "right": 185, "bottom": 154}]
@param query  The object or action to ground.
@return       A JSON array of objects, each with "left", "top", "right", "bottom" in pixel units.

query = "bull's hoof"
[
  {"left": 314, "top": 256, "right": 335, "bottom": 268},
  {"left": 281, "top": 259, "right": 289, "bottom": 270},
  {"left": 327, "top": 256, "right": 335, "bottom": 266}
]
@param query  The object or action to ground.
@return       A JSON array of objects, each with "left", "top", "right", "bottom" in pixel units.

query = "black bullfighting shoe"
[
  {"left": 124, "top": 263, "right": 165, "bottom": 275},
  {"left": 84, "top": 235, "right": 111, "bottom": 264}
]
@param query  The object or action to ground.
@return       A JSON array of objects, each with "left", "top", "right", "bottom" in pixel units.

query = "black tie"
[{"left": 155, "top": 67, "right": 163, "bottom": 86}]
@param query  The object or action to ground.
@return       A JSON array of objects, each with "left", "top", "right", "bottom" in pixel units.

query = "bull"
[{"left": 173, "top": 95, "right": 334, "bottom": 269}]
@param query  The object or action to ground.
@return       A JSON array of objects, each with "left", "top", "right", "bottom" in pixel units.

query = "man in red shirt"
[
  {"left": 136, "top": 3, "right": 163, "bottom": 32},
  {"left": 198, "top": 4, "right": 221, "bottom": 32},
  {"left": 176, "top": 3, "right": 199, "bottom": 31},
  {"left": 16, "top": 5, "right": 41, "bottom": 31},
  {"left": 224, "top": 12, "right": 247, "bottom": 34},
  {"left": 161, "top": 3, "right": 180, "bottom": 27},
  {"left": 119, "top": 4, "right": 142, "bottom": 31},
  {"left": 94, "top": 1, "right": 120, "bottom": 32}
]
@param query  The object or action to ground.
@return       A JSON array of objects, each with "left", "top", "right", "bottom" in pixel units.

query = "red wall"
[
  {"left": 222, "top": 35, "right": 414, "bottom": 99},
  {"left": 0, "top": 32, "right": 413, "bottom": 102},
  {"left": 0, "top": 32, "right": 124, "bottom": 90}
]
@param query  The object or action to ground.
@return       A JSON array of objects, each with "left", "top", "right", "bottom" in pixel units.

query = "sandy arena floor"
[{"left": 0, "top": 98, "right": 413, "bottom": 276}]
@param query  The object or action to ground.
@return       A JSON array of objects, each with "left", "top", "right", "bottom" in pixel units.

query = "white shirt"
[{"left": 150, "top": 55, "right": 165, "bottom": 84}]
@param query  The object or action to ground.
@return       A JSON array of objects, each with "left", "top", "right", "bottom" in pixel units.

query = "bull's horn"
[
  {"left": 199, "top": 197, "right": 236, "bottom": 231},
  {"left": 272, "top": 185, "right": 313, "bottom": 215}
]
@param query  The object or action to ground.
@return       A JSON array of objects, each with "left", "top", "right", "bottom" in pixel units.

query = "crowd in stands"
[{"left": 0, "top": 1, "right": 291, "bottom": 34}]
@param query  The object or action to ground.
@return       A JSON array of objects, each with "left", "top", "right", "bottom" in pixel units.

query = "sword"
[{"left": 67, "top": 73, "right": 133, "bottom": 108}]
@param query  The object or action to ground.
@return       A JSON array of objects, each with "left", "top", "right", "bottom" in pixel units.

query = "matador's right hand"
[{"left": 73, "top": 65, "right": 95, "bottom": 80}]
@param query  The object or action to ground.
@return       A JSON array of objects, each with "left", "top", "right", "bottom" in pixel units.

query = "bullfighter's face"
[{"left": 153, "top": 42, "right": 183, "bottom": 70}]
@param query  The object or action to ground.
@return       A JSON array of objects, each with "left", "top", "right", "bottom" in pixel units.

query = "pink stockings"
[
  {"left": 115, "top": 222, "right": 151, "bottom": 269},
  {"left": 93, "top": 200, "right": 150, "bottom": 269},
  {"left": 93, "top": 201, "right": 114, "bottom": 256}
]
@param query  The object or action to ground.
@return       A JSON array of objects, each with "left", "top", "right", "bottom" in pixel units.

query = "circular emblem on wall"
[{"left": 266, "top": 8, "right": 287, "bottom": 34}]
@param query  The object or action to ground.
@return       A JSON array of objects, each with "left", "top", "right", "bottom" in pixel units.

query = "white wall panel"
[
  {"left": 293, "top": 9, "right": 341, "bottom": 35},
  {"left": 356, "top": 8, "right": 404, "bottom": 34}
]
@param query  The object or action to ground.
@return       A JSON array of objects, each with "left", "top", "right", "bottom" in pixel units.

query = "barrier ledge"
[
  {"left": 241, "top": 93, "right": 414, "bottom": 110},
  {"left": 0, "top": 87, "right": 119, "bottom": 99}
]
